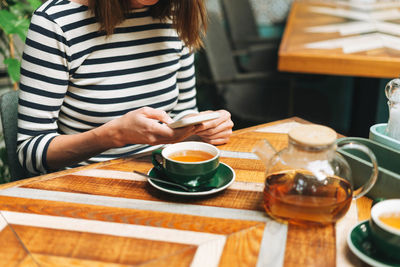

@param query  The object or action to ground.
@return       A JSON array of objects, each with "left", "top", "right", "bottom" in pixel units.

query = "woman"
[{"left": 17, "top": 0, "right": 233, "bottom": 175}]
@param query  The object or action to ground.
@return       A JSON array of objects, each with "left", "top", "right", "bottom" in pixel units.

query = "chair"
[
  {"left": 207, "top": 1, "right": 354, "bottom": 133},
  {"left": 198, "top": 10, "right": 292, "bottom": 126},
  {"left": 220, "top": 0, "right": 282, "bottom": 49},
  {"left": 0, "top": 89, "right": 31, "bottom": 181},
  {"left": 219, "top": 0, "right": 283, "bottom": 72}
]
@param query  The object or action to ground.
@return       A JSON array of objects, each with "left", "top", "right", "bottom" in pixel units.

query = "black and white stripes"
[{"left": 17, "top": 0, "right": 198, "bottom": 174}]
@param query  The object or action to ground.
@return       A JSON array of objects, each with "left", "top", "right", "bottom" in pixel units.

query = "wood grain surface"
[
  {"left": 0, "top": 118, "right": 373, "bottom": 266},
  {"left": 279, "top": 0, "right": 400, "bottom": 78}
]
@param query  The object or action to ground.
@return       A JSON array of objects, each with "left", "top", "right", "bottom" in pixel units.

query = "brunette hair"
[{"left": 88, "top": 0, "right": 207, "bottom": 50}]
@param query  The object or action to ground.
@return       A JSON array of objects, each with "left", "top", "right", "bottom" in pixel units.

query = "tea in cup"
[
  {"left": 151, "top": 141, "right": 220, "bottom": 187},
  {"left": 369, "top": 199, "right": 400, "bottom": 261}
]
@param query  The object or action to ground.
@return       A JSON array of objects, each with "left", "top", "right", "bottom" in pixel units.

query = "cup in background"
[
  {"left": 151, "top": 141, "right": 220, "bottom": 187},
  {"left": 369, "top": 199, "right": 400, "bottom": 261}
]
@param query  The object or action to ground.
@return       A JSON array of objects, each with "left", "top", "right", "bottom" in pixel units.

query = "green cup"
[
  {"left": 369, "top": 199, "right": 400, "bottom": 261},
  {"left": 151, "top": 141, "right": 220, "bottom": 187}
]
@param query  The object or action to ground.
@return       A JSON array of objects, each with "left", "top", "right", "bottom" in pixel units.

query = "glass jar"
[
  {"left": 385, "top": 78, "right": 400, "bottom": 141},
  {"left": 253, "top": 124, "right": 378, "bottom": 225}
]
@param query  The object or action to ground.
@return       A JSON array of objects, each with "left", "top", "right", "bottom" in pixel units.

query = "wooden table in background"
[
  {"left": 279, "top": 0, "right": 400, "bottom": 137},
  {"left": 0, "top": 117, "right": 371, "bottom": 267},
  {"left": 279, "top": 0, "right": 400, "bottom": 78}
]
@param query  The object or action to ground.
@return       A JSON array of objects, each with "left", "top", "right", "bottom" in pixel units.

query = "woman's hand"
[
  {"left": 47, "top": 107, "right": 197, "bottom": 171},
  {"left": 46, "top": 108, "right": 231, "bottom": 171},
  {"left": 192, "top": 110, "right": 234, "bottom": 145},
  {"left": 107, "top": 107, "right": 196, "bottom": 147}
]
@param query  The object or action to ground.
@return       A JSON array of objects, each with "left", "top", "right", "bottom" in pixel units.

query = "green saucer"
[
  {"left": 347, "top": 220, "right": 400, "bottom": 267},
  {"left": 147, "top": 162, "right": 235, "bottom": 196}
]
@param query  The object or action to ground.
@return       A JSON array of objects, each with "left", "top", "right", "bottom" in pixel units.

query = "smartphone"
[{"left": 168, "top": 112, "right": 220, "bottom": 129}]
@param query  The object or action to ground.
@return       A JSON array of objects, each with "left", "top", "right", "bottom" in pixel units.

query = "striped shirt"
[{"left": 17, "top": 0, "right": 198, "bottom": 175}]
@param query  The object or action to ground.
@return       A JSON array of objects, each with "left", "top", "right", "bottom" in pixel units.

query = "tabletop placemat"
[
  {"left": 0, "top": 118, "right": 365, "bottom": 266},
  {"left": 0, "top": 165, "right": 362, "bottom": 267}
]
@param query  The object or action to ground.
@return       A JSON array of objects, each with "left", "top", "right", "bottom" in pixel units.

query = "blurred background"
[
  {"left": 0, "top": 0, "right": 392, "bottom": 182},
  {"left": 196, "top": 0, "right": 390, "bottom": 135}
]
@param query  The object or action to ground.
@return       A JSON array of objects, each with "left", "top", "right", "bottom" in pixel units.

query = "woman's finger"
[
  {"left": 201, "top": 136, "right": 230, "bottom": 145},
  {"left": 199, "top": 128, "right": 232, "bottom": 142},
  {"left": 195, "top": 110, "right": 232, "bottom": 131},
  {"left": 196, "top": 119, "right": 233, "bottom": 136}
]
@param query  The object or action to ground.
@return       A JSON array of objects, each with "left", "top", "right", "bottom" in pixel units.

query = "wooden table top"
[
  {"left": 0, "top": 117, "right": 372, "bottom": 267},
  {"left": 278, "top": 0, "right": 400, "bottom": 78}
]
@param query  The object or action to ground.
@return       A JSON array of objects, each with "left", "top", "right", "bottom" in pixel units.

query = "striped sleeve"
[
  {"left": 169, "top": 46, "right": 198, "bottom": 120},
  {"left": 17, "top": 11, "right": 69, "bottom": 175}
]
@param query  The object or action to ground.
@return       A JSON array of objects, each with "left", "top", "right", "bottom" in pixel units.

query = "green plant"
[
  {"left": 0, "top": 0, "right": 41, "bottom": 183},
  {"left": 0, "top": 0, "right": 42, "bottom": 88}
]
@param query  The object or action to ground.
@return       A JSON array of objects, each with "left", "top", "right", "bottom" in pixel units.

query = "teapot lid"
[{"left": 288, "top": 124, "right": 337, "bottom": 147}]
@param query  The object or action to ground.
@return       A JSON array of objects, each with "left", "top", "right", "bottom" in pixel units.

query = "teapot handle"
[{"left": 337, "top": 141, "right": 379, "bottom": 199}]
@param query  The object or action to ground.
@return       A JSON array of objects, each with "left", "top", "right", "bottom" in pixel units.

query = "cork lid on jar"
[{"left": 288, "top": 124, "right": 337, "bottom": 147}]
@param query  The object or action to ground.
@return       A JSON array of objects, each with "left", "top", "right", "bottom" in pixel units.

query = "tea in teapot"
[
  {"left": 254, "top": 124, "right": 378, "bottom": 225},
  {"left": 263, "top": 169, "right": 353, "bottom": 224}
]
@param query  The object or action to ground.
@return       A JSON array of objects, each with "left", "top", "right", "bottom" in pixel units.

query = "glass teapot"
[
  {"left": 253, "top": 124, "right": 378, "bottom": 225},
  {"left": 385, "top": 78, "right": 400, "bottom": 141}
]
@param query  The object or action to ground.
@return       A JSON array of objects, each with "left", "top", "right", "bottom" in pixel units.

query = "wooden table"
[
  {"left": 0, "top": 118, "right": 371, "bottom": 267},
  {"left": 278, "top": 0, "right": 400, "bottom": 137},
  {"left": 279, "top": 0, "right": 400, "bottom": 78}
]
